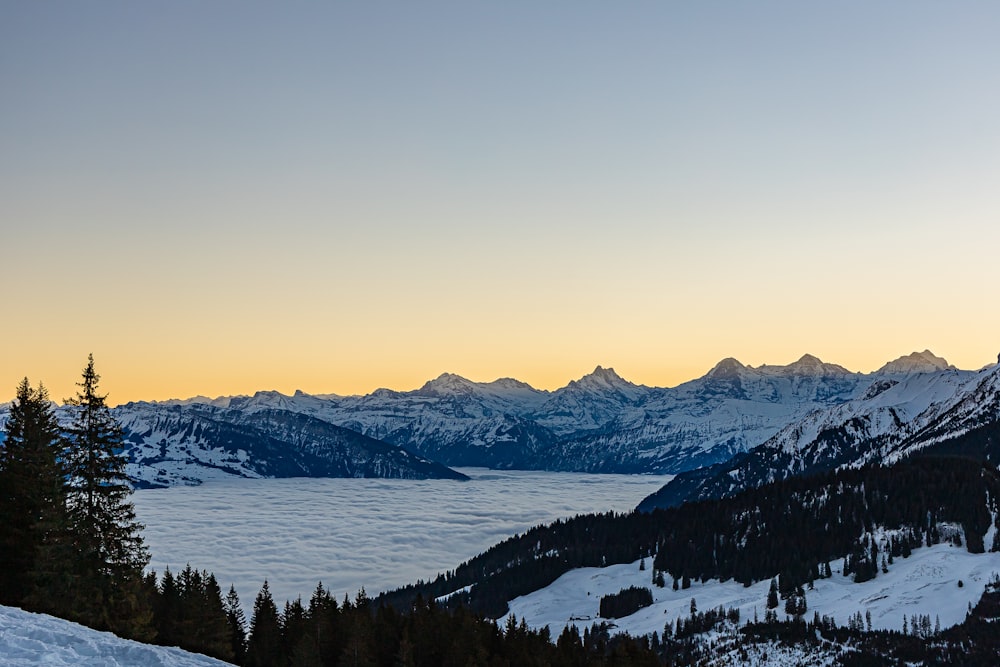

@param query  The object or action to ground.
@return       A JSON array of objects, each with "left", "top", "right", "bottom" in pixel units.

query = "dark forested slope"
[{"left": 379, "top": 457, "right": 1000, "bottom": 618}]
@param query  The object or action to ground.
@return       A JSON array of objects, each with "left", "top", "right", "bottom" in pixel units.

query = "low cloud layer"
[{"left": 133, "top": 469, "right": 672, "bottom": 614}]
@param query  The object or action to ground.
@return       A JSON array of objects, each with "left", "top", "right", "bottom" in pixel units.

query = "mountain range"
[
  {"left": 638, "top": 352, "right": 1000, "bottom": 510},
  {"left": 1, "top": 349, "right": 995, "bottom": 488}
]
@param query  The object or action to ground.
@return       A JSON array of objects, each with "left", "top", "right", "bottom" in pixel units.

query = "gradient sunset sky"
[{"left": 3, "top": 2, "right": 999, "bottom": 405}]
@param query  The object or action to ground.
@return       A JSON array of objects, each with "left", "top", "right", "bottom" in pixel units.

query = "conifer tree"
[
  {"left": 766, "top": 578, "right": 779, "bottom": 610},
  {"left": 155, "top": 568, "right": 181, "bottom": 646},
  {"left": 200, "top": 573, "right": 236, "bottom": 661},
  {"left": 247, "top": 580, "right": 282, "bottom": 667},
  {"left": 224, "top": 585, "right": 248, "bottom": 665},
  {"left": 63, "top": 354, "right": 152, "bottom": 638},
  {"left": 0, "top": 378, "right": 67, "bottom": 607}
]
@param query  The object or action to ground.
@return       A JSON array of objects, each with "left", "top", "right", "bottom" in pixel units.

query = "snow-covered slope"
[
  {"left": 0, "top": 605, "right": 231, "bottom": 667},
  {"left": 882, "top": 361, "right": 1000, "bottom": 462},
  {"left": 530, "top": 366, "right": 651, "bottom": 435},
  {"left": 503, "top": 544, "right": 1000, "bottom": 640},
  {"left": 540, "top": 355, "right": 874, "bottom": 474},
  {"left": 639, "top": 362, "right": 997, "bottom": 510},
  {"left": 0, "top": 401, "right": 468, "bottom": 487},
  {"left": 115, "top": 403, "right": 468, "bottom": 487},
  {"left": 876, "top": 349, "right": 956, "bottom": 375}
]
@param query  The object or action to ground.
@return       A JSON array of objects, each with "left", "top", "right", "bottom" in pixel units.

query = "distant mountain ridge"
[
  {"left": 143, "top": 355, "right": 879, "bottom": 474},
  {"left": 2, "top": 350, "right": 988, "bottom": 486},
  {"left": 638, "top": 357, "right": 1000, "bottom": 511}
]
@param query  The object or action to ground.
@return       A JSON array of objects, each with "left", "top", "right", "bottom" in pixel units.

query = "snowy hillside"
[
  {"left": 503, "top": 544, "right": 1000, "bottom": 639},
  {"left": 882, "top": 360, "right": 1000, "bottom": 462},
  {"left": 538, "top": 355, "right": 877, "bottom": 474},
  {"left": 639, "top": 362, "right": 994, "bottom": 510},
  {"left": 120, "top": 403, "right": 469, "bottom": 487},
  {"left": 0, "top": 401, "right": 468, "bottom": 488},
  {"left": 0, "top": 605, "right": 231, "bottom": 667}
]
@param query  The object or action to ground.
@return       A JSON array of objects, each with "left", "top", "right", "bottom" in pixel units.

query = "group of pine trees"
[
  {"left": 598, "top": 586, "right": 654, "bottom": 619},
  {"left": 231, "top": 583, "right": 665, "bottom": 667},
  {"left": 0, "top": 355, "right": 151, "bottom": 637}
]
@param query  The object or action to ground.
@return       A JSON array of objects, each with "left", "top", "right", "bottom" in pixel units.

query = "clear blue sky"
[{"left": 3, "top": 2, "right": 999, "bottom": 403}]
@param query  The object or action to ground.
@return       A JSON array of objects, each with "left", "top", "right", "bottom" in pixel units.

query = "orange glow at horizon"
[
  {"left": 3, "top": 339, "right": 998, "bottom": 408},
  {"left": 3, "top": 3, "right": 999, "bottom": 407}
]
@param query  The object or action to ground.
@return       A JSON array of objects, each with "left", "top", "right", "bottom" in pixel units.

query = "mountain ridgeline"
[
  {"left": 377, "top": 455, "right": 1000, "bottom": 619},
  {"left": 0, "top": 350, "right": 990, "bottom": 486},
  {"left": 115, "top": 403, "right": 469, "bottom": 486},
  {"left": 639, "top": 358, "right": 1000, "bottom": 511}
]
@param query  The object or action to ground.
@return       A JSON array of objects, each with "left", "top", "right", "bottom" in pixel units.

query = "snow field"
[{"left": 503, "top": 542, "right": 1000, "bottom": 639}]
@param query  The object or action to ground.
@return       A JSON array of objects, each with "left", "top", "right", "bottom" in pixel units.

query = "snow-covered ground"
[
  {"left": 504, "top": 542, "right": 1000, "bottom": 638},
  {"left": 132, "top": 468, "right": 672, "bottom": 614},
  {"left": 0, "top": 605, "right": 230, "bottom": 667}
]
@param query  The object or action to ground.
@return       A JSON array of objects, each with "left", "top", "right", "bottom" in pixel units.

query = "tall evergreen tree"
[
  {"left": 224, "top": 585, "right": 248, "bottom": 665},
  {"left": 766, "top": 578, "right": 779, "bottom": 610},
  {"left": 0, "top": 378, "right": 67, "bottom": 607},
  {"left": 62, "top": 354, "right": 152, "bottom": 638},
  {"left": 246, "top": 580, "right": 282, "bottom": 667}
]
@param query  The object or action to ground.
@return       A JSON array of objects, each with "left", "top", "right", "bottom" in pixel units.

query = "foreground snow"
[
  {"left": 0, "top": 606, "right": 230, "bottom": 667},
  {"left": 504, "top": 542, "right": 1000, "bottom": 638}
]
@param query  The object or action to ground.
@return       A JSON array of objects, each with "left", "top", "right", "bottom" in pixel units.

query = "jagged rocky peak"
[
  {"left": 877, "top": 350, "right": 956, "bottom": 375},
  {"left": 573, "top": 365, "right": 634, "bottom": 390},
  {"left": 706, "top": 357, "right": 746, "bottom": 379}
]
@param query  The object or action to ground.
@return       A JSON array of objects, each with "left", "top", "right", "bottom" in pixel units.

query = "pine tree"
[
  {"left": 154, "top": 567, "right": 181, "bottom": 646},
  {"left": 196, "top": 571, "right": 234, "bottom": 661},
  {"left": 766, "top": 578, "right": 779, "bottom": 610},
  {"left": 224, "top": 585, "right": 248, "bottom": 665},
  {"left": 247, "top": 581, "right": 282, "bottom": 667},
  {"left": 0, "top": 379, "right": 67, "bottom": 607},
  {"left": 62, "top": 355, "right": 152, "bottom": 638}
]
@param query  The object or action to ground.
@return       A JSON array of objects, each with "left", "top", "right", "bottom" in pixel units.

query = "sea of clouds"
[{"left": 132, "top": 469, "right": 672, "bottom": 613}]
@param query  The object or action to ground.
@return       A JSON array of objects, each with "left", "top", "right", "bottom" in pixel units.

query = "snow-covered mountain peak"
[
  {"left": 146, "top": 394, "right": 239, "bottom": 408},
  {"left": 249, "top": 390, "right": 294, "bottom": 406},
  {"left": 705, "top": 357, "right": 746, "bottom": 379},
  {"left": 490, "top": 377, "right": 539, "bottom": 392},
  {"left": 571, "top": 366, "right": 636, "bottom": 391},
  {"left": 760, "top": 353, "right": 850, "bottom": 377},
  {"left": 418, "top": 372, "right": 478, "bottom": 396},
  {"left": 877, "top": 350, "right": 956, "bottom": 375}
]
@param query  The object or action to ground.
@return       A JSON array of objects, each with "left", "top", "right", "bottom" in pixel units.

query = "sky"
[{"left": 3, "top": 2, "right": 999, "bottom": 405}]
